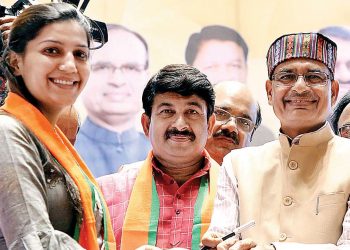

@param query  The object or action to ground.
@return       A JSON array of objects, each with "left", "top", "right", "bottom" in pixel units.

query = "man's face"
[
  {"left": 337, "top": 103, "right": 350, "bottom": 138},
  {"left": 332, "top": 37, "right": 350, "bottom": 99},
  {"left": 82, "top": 29, "right": 148, "bottom": 126},
  {"left": 142, "top": 92, "right": 215, "bottom": 166},
  {"left": 266, "top": 58, "right": 338, "bottom": 138},
  {"left": 192, "top": 39, "right": 247, "bottom": 85},
  {"left": 205, "top": 84, "right": 257, "bottom": 164}
]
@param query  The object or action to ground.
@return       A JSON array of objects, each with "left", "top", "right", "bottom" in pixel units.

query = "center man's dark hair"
[{"left": 142, "top": 64, "right": 215, "bottom": 120}]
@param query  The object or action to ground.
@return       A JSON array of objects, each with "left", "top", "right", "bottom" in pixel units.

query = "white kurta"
[{"left": 208, "top": 123, "right": 350, "bottom": 249}]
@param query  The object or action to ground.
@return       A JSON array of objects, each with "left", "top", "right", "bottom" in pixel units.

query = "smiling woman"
[{"left": 0, "top": 3, "right": 115, "bottom": 250}]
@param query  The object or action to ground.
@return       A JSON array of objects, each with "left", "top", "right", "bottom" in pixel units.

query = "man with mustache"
[
  {"left": 98, "top": 64, "right": 219, "bottom": 250},
  {"left": 205, "top": 81, "right": 261, "bottom": 165},
  {"left": 201, "top": 32, "right": 350, "bottom": 249}
]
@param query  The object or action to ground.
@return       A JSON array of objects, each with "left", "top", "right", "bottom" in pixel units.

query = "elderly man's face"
[
  {"left": 205, "top": 83, "right": 257, "bottom": 165},
  {"left": 338, "top": 103, "right": 350, "bottom": 138},
  {"left": 266, "top": 58, "right": 338, "bottom": 138},
  {"left": 142, "top": 92, "right": 215, "bottom": 166},
  {"left": 192, "top": 39, "right": 247, "bottom": 85},
  {"left": 82, "top": 28, "right": 148, "bottom": 126}
]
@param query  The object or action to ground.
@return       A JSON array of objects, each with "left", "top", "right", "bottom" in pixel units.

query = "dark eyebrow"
[
  {"left": 307, "top": 69, "right": 326, "bottom": 73},
  {"left": 277, "top": 68, "right": 294, "bottom": 73},
  {"left": 188, "top": 101, "right": 204, "bottom": 110},
  {"left": 39, "top": 40, "right": 88, "bottom": 48},
  {"left": 157, "top": 102, "right": 174, "bottom": 109},
  {"left": 340, "top": 122, "right": 350, "bottom": 128}
]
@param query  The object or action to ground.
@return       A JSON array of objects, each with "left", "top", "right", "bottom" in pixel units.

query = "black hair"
[
  {"left": 250, "top": 102, "right": 262, "bottom": 141},
  {"left": 185, "top": 25, "right": 248, "bottom": 65},
  {"left": 142, "top": 64, "right": 215, "bottom": 120}
]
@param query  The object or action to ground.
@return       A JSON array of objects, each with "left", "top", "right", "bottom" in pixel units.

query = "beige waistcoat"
[{"left": 229, "top": 124, "right": 350, "bottom": 245}]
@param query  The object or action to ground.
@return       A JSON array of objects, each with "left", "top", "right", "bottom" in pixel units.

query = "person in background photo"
[
  {"left": 185, "top": 25, "right": 275, "bottom": 147},
  {"left": 98, "top": 64, "right": 219, "bottom": 250},
  {"left": 330, "top": 91, "right": 350, "bottom": 138},
  {"left": 185, "top": 25, "right": 248, "bottom": 85},
  {"left": 319, "top": 25, "right": 350, "bottom": 100},
  {"left": 202, "top": 32, "right": 350, "bottom": 249},
  {"left": 205, "top": 81, "right": 261, "bottom": 165},
  {"left": 76, "top": 24, "right": 151, "bottom": 177},
  {"left": 0, "top": 3, "right": 115, "bottom": 249}
]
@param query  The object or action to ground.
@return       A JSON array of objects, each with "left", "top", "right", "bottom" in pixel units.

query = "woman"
[{"left": 0, "top": 3, "right": 115, "bottom": 249}]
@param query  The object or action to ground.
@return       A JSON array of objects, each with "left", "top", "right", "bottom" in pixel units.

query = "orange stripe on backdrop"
[{"left": 2, "top": 93, "right": 115, "bottom": 250}]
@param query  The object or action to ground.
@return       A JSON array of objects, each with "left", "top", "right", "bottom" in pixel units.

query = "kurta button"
[
  {"left": 279, "top": 232, "right": 287, "bottom": 241},
  {"left": 283, "top": 196, "right": 293, "bottom": 206},
  {"left": 175, "top": 209, "right": 181, "bottom": 215},
  {"left": 288, "top": 160, "right": 298, "bottom": 170}
]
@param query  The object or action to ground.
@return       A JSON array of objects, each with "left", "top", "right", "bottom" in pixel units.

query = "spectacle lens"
[
  {"left": 272, "top": 72, "right": 330, "bottom": 87},
  {"left": 339, "top": 124, "right": 350, "bottom": 139},
  {"left": 214, "top": 107, "right": 255, "bottom": 132}
]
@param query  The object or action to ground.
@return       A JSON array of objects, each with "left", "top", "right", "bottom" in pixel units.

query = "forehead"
[
  {"left": 33, "top": 20, "right": 88, "bottom": 46},
  {"left": 195, "top": 39, "right": 245, "bottom": 62},
  {"left": 215, "top": 84, "right": 257, "bottom": 118},
  {"left": 273, "top": 58, "right": 329, "bottom": 74},
  {"left": 153, "top": 92, "right": 207, "bottom": 109},
  {"left": 91, "top": 29, "right": 147, "bottom": 64}
]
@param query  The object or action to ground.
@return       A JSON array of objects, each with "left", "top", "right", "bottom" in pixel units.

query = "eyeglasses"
[
  {"left": 338, "top": 124, "right": 350, "bottom": 139},
  {"left": 91, "top": 62, "right": 146, "bottom": 76},
  {"left": 214, "top": 107, "right": 255, "bottom": 132},
  {"left": 271, "top": 72, "right": 331, "bottom": 87}
]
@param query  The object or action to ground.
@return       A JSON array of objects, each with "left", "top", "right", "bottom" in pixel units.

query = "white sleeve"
[{"left": 207, "top": 154, "right": 240, "bottom": 237}]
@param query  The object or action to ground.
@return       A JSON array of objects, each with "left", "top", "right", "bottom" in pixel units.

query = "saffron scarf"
[
  {"left": 121, "top": 151, "right": 219, "bottom": 249},
  {"left": 2, "top": 93, "right": 116, "bottom": 250}
]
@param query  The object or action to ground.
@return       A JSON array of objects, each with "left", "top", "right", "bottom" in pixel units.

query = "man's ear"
[
  {"left": 8, "top": 52, "right": 22, "bottom": 76},
  {"left": 330, "top": 79, "right": 339, "bottom": 107},
  {"left": 266, "top": 80, "right": 273, "bottom": 106},
  {"left": 207, "top": 113, "right": 215, "bottom": 137},
  {"left": 141, "top": 113, "right": 151, "bottom": 137}
]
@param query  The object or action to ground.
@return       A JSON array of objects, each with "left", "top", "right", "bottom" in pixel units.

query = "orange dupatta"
[
  {"left": 2, "top": 93, "right": 116, "bottom": 250},
  {"left": 121, "top": 151, "right": 219, "bottom": 249}
]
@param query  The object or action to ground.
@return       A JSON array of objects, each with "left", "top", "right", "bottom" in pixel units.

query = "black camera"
[
  {"left": 0, "top": 0, "right": 34, "bottom": 17},
  {"left": 0, "top": 0, "right": 108, "bottom": 49}
]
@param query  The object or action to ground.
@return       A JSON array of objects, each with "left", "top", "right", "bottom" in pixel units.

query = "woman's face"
[{"left": 13, "top": 19, "right": 90, "bottom": 116}]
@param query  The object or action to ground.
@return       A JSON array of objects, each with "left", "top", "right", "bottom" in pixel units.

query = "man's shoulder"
[
  {"left": 98, "top": 161, "right": 142, "bottom": 185},
  {"left": 118, "top": 160, "right": 144, "bottom": 173},
  {"left": 329, "top": 135, "right": 350, "bottom": 156},
  {"left": 97, "top": 163, "right": 142, "bottom": 203},
  {"left": 332, "top": 135, "right": 350, "bottom": 146}
]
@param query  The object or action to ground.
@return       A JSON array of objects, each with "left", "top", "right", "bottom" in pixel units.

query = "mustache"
[
  {"left": 165, "top": 128, "right": 196, "bottom": 141},
  {"left": 284, "top": 91, "right": 317, "bottom": 101},
  {"left": 213, "top": 129, "right": 239, "bottom": 145}
]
